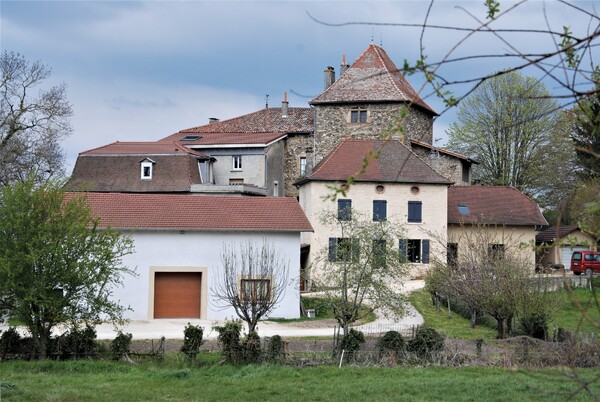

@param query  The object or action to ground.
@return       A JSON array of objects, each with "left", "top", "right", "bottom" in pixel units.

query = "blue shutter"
[
  {"left": 408, "top": 201, "right": 422, "bottom": 223},
  {"left": 329, "top": 238, "right": 337, "bottom": 261},
  {"left": 422, "top": 239, "right": 430, "bottom": 264},
  {"left": 338, "top": 199, "right": 352, "bottom": 221},
  {"left": 399, "top": 239, "right": 407, "bottom": 263},
  {"left": 373, "top": 200, "right": 387, "bottom": 221}
]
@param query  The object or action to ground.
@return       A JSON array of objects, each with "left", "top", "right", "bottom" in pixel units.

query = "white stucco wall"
[
  {"left": 299, "top": 181, "right": 448, "bottom": 279},
  {"left": 112, "top": 230, "right": 301, "bottom": 320}
]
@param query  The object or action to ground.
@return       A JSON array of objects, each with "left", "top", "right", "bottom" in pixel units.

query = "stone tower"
[{"left": 309, "top": 45, "right": 436, "bottom": 165}]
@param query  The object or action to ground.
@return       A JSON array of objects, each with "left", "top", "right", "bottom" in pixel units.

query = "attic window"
[
  {"left": 350, "top": 109, "right": 368, "bottom": 123},
  {"left": 181, "top": 135, "right": 201, "bottom": 141},
  {"left": 140, "top": 158, "right": 155, "bottom": 180},
  {"left": 457, "top": 205, "right": 470, "bottom": 216}
]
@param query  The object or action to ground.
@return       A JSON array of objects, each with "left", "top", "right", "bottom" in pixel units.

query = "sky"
[{"left": 1, "top": 1, "right": 597, "bottom": 175}]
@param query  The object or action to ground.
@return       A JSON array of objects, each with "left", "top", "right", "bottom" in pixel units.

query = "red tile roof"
[
  {"left": 65, "top": 192, "right": 313, "bottom": 232},
  {"left": 410, "top": 139, "right": 479, "bottom": 163},
  {"left": 448, "top": 186, "right": 547, "bottom": 226},
  {"left": 297, "top": 139, "right": 452, "bottom": 185},
  {"left": 160, "top": 132, "right": 287, "bottom": 146},
  {"left": 310, "top": 45, "right": 436, "bottom": 115},
  {"left": 81, "top": 142, "right": 209, "bottom": 158},
  {"left": 536, "top": 225, "right": 591, "bottom": 243},
  {"left": 158, "top": 107, "right": 313, "bottom": 143}
]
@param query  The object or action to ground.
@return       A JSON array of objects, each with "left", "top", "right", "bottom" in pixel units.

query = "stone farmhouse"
[{"left": 66, "top": 44, "right": 547, "bottom": 319}]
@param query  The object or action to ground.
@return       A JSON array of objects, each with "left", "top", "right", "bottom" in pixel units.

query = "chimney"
[
  {"left": 324, "top": 66, "right": 335, "bottom": 90},
  {"left": 340, "top": 54, "right": 350, "bottom": 75},
  {"left": 281, "top": 92, "right": 289, "bottom": 118},
  {"left": 208, "top": 117, "right": 219, "bottom": 124}
]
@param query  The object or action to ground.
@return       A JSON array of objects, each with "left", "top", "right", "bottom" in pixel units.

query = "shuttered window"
[
  {"left": 373, "top": 200, "right": 387, "bottom": 222},
  {"left": 338, "top": 199, "right": 352, "bottom": 221},
  {"left": 408, "top": 201, "right": 422, "bottom": 223},
  {"left": 399, "top": 239, "right": 430, "bottom": 264}
]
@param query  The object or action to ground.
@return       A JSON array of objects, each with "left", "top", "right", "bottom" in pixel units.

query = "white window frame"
[
  {"left": 299, "top": 156, "right": 307, "bottom": 176},
  {"left": 141, "top": 161, "right": 153, "bottom": 180},
  {"left": 232, "top": 155, "right": 243, "bottom": 171}
]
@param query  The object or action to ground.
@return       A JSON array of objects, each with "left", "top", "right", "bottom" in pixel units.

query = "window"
[
  {"left": 372, "top": 239, "right": 386, "bottom": 268},
  {"left": 329, "top": 237, "right": 359, "bottom": 262},
  {"left": 229, "top": 178, "right": 244, "bottom": 185},
  {"left": 461, "top": 161, "right": 470, "bottom": 183},
  {"left": 350, "top": 109, "right": 368, "bottom": 123},
  {"left": 447, "top": 243, "right": 458, "bottom": 268},
  {"left": 232, "top": 155, "right": 242, "bottom": 170},
  {"left": 299, "top": 157, "right": 307, "bottom": 176},
  {"left": 373, "top": 200, "right": 387, "bottom": 222},
  {"left": 457, "top": 205, "right": 470, "bottom": 216},
  {"left": 240, "top": 279, "right": 271, "bottom": 302},
  {"left": 338, "top": 199, "right": 352, "bottom": 221},
  {"left": 408, "top": 201, "right": 422, "bottom": 223},
  {"left": 140, "top": 159, "right": 155, "bottom": 180},
  {"left": 488, "top": 244, "right": 505, "bottom": 260},
  {"left": 399, "top": 239, "right": 430, "bottom": 263},
  {"left": 181, "top": 135, "right": 201, "bottom": 141}
]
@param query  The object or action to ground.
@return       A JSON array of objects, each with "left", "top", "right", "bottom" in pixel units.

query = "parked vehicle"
[{"left": 571, "top": 250, "right": 600, "bottom": 276}]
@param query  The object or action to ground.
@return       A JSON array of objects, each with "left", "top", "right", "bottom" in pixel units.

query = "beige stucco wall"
[
  {"left": 448, "top": 224, "right": 537, "bottom": 269},
  {"left": 538, "top": 230, "right": 597, "bottom": 268},
  {"left": 299, "top": 180, "right": 448, "bottom": 281}
]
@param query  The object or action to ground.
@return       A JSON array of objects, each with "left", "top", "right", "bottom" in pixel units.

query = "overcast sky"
[{"left": 1, "top": 1, "right": 597, "bottom": 174}]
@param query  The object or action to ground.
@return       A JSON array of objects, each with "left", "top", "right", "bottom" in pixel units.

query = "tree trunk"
[
  {"left": 496, "top": 317, "right": 507, "bottom": 339},
  {"left": 248, "top": 320, "right": 257, "bottom": 334},
  {"left": 470, "top": 310, "right": 477, "bottom": 328}
]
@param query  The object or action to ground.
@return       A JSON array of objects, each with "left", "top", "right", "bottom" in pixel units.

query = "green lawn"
[
  {"left": 552, "top": 288, "right": 600, "bottom": 334},
  {"left": 409, "top": 289, "right": 498, "bottom": 340},
  {"left": 0, "top": 360, "right": 598, "bottom": 401}
]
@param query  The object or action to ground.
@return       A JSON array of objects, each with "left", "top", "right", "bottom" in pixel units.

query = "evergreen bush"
[
  {"left": 408, "top": 326, "right": 444, "bottom": 358},
  {"left": 180, "top": 323, "right": 204, "bottom": 361},
  {"left": 110, "top": 332, "right": 133, "bottom": 360}
]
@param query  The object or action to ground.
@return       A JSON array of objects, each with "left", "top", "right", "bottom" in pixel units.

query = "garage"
[
  {"left": 154, "top": 272, "right": 202, "bottom": 318},
  {"left": 560, "top": 246, "right": 589, "bottom": 269}
]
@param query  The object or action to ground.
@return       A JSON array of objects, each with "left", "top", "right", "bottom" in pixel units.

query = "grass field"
[
  {"left": 0, "top": 359, "right": 598, "bottom": 401},
  {"left": 410, "top": 286, "right": 600, "bottom": 340}
]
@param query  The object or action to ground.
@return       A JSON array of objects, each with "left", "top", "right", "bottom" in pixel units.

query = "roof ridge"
[
  {"left": 372, "top": 45, "right": 406, "bottom": 102},
  {"left": 80, "top": 141, "right": 119, "bottom": 155}
]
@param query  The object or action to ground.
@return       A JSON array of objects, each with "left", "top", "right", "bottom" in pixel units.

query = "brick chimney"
[
  {"left": 340, "top": 54, "right": 350, "bottom": 75},
  {"left": 324, "top": 66, "right": 335, "bottom": 90},
  {"left": 282, "top": 92, "right": 289, "bottom": 118}
]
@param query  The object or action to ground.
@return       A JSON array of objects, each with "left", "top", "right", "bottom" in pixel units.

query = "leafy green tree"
[
  {"left": 0, "top": 51, "right": 72, "bottom": 186},
  {"left": 0, "top": 176, "right": 134, "bottom": 358},
  {"left": 312, "top": 209, "right": 408, "bottom": 337},
  {"left": 446, "top": 71, "right": 571, "bottom": 196}
]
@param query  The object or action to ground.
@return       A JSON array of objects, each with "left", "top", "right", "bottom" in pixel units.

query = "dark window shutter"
[
  {"left": 373, "top": 200, "right": 387, "bottom": 221},
  {"left": 408, "top": 201, "right": 422, "bottom": 223},
  {"left": 422, "top": 239, "right": 430, "bottom": 264},
  {"left": 352, "top": 238, "right": 360, "bottom": 262},
  {"left": 328, "top": 238, "right": 337, "bottom": 262},
  {"left": 399, "top": 239, "right": 407, "bottom": 263},
  {"left": 338, "top": 199, "right": 352, "bottom": 221}
]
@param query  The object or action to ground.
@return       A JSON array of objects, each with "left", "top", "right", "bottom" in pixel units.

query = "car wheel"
[
  {"left": 586, "top": 268, "right": 592, "bottom": 276},
  {"left": 574, "top": 271, "right": 581, "bottom": 276}
]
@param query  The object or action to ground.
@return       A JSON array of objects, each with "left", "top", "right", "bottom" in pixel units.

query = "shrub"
[
  {"left": 408, "top": 326, "right": 444, "bottom": 358},
  {"left": 180, "top": 323, "right": 204, "bottom": 361},
  {"left": 214, "top": 320, "right": 243, "bottom": 365},
  {"left": 0, "top": 327, "right": 21, "bottom": 358},
  {"left": 243, "top": 331, "right": 262, "bottom": 364},
  {"left": 339, "top": 329, "right": 365, "bottom": 359},
  {"left": 266, "top": 335, "right": 286, "bottom": 363},
  {"left": 54, "top": 324, "right": 98, "bottom": 359},
  {"left": 378, "top": 330, "right": 405, "bottom": 357},
  {"left": 110, "top": 332, "right": 133, "bottom": 360}
]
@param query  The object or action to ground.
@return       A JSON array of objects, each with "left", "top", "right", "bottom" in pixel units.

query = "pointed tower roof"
[{"left": 310, "top": 45, "right": 436, "bottom": 115}]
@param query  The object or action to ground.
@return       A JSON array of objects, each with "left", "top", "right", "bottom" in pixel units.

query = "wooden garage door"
[{"left": 154, "top": 272, "right": 202, "bottom": 318}]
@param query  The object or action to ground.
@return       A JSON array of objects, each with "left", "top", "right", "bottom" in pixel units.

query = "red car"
[{"left": 571, "top": 251, "right": 600, "bottom": 276}]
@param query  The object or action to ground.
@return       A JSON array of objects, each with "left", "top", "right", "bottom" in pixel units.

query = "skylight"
[
  {"left": 181, "top": 135, "right": 201, "bottom": 141},
  {"left": 457, "top": 205, "right": 470, "bottom": 216}
]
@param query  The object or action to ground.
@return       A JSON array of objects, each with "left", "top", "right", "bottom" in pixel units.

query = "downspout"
[{"left": 311, "top": 104, "right": 316, "bottom": 169}]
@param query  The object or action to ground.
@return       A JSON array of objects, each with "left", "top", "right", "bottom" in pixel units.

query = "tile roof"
[
  {"left": 310, "top": 45, "right": 436, "bottom": 115},
  {"left": 448, "top": 186, "right": 548, "bottom": 226},
  {"left": 535, "top": 225, "right": 590, "bottom": 243},
  {"left": 65, "top": 193, "right": 313, "bottom": 232},
  {"left": 159, "top": 107, "right": 313, "bottom": 143},
  {"left": 410, "top": 139, "right": 479, "bottom": 164},
  {"left": 159, "top": 132, "right": 288, "bottom": 146},
  {"left": 80, "top": 141, "right": 209, "bottom": 158},
  {"left": 65, "top": 153, "right": 204, "bottom": 193},
  {"left": 297, "top": 139, "right": 452, "bottom": 185}
]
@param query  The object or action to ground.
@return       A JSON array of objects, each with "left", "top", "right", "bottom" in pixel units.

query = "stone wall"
[
  {"left": 411, "top": 147, "right": 471, "bottom": 185},
  {"left": 283, "top": 133, "right": 314, "bottom": 197},
  {"left": 313, "top": 103, "right": 433, "bottom": 164}
]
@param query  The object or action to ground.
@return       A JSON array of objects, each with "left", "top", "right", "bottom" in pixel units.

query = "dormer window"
[
  {"left": 350, "top": 109, "right": 368, "bottom": 123},
  {"left": 140, "top": 158, "right": 155, "bottom": 180}
]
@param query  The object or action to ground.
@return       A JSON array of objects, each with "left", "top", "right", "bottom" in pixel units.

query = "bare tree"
[
  {"left": 312, "top": 209, "right": 409, "bottom": 337},
  {"left": 0, "top": 51, "right": 72, "bottom": 186},
  {"left": 212, "top": 240, "right": 291, "bottom": 334}
]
